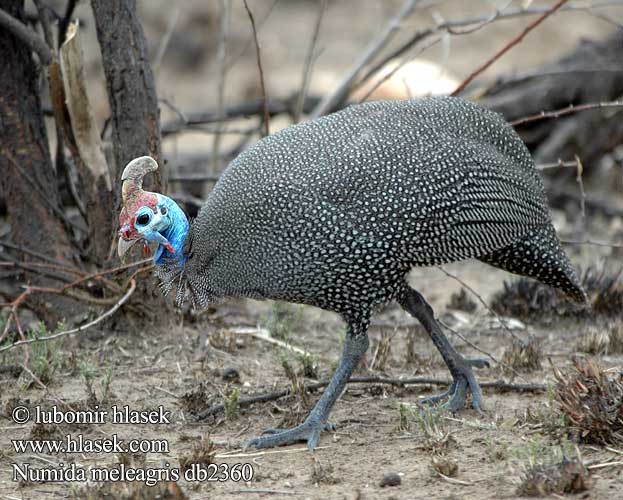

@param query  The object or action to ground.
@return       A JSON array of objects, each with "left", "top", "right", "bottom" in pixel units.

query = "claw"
[
  {"left": 419, "top": 357, "right": 486, "bottom": 412},
  {"left": 246, "top": 419, "right": 332, "bottom": 450}
]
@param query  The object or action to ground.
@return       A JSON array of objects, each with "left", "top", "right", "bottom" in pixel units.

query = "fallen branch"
[
  {"left": 197, "top": 375, "right": 545, "bottom": 419},
  {"left": 0, "top": 278, "right": 137, "bottom": 353},
  {"left": 451, "top": 0, "right": 570, "bottom": 96}
]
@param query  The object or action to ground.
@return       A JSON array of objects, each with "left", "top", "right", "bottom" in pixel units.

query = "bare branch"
[
  {"left": 243, "top": 0, "right": 270, "bottom": 137},
  {"left": 58, "top": 0, "right": 78, "bottom": 48},
  {"left": 510, "top": 100, "right": 623, "bottom": 126},
  {"left": 152, "top": 7, "right": 180, "bottom": 77},
  {"left": 0, "top": 279, "right": 137, "bottom": 353},
  {"left": 295, "top": 0, "right": 327, "bottom": 122},
  {"left": 436, "top": 266, "right": 522, "bottom": 342},
  {"left": 310, "top": 0, "right": 421, "bottom": 118},
  {"left": 451, "top": 0, "right": 570, "bottom": 96},
  {"left": 0, "top": 6, "right": 54, "bottom": 64},
  {"left": 212, "top": 0, "right": 231, "bottom": 179},
  {"left": 357, "top": 1, "right": 618, "bottom": 96}
]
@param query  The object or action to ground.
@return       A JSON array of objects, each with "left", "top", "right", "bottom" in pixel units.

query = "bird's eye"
[
  {"left": 160, "top": 206, "right": 167, "bottom": 215},
  {"left": 136, "top": 213, "right": 150, "bottom": 225}
]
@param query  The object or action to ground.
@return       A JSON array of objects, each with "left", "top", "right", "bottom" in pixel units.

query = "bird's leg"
[
  {"left": 246, "top": 317, "right": 370, "bottom": 450},
  {"left": 399, "top": 287, "right": 488, "bottom": 412}
]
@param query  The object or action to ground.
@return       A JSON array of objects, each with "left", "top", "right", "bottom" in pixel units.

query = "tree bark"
[
  {"left": 90, "top": 0, "right": 172, "bottom": 318},
  {"left": 0, "top": 0, "right": 77, "bottom": 326},
  {"left": 90, "top": 0, "right": 164, "bottom": 248}
]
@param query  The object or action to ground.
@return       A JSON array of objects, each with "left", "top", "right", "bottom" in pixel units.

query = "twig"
[
  {"left": 310, "top": 0, "right": 421, "bottom": 118},
  {"left": 295, "top": 0, "right": 327, "bottom": 122},
  {"left": 436, "top": 266, "right": 521, "bottom": 341},
  {"left": 0, "top": 239, "right": 77, "bottom": 267},
  {"left": 535, "top": 159, "right": 580, "bottom": 170},
  {"left": 357, "top": 35, "right": 441, "bottom": 104},
  {"left": 0, "top": 6, "right": 54, "bottom": 64},
  {"left": 58, "top": 0, "right": 77, "bottom": 47},
  {"left": 224, "top": 0, "right": 279, "bottom": 73},
  {"left": 229, "top": 326, "right": 312, "bottom": 357},
  {"left": 451, "top": 0, "right": 569, "bottom": 96},
  {"left": 212, "top": 0, "right": 231, "bottom": 177},
  {"left": 575, "top": 155, "right": 586, "bottom": 223},
  {"left": 0, "top": 279, "right": 136, "bottom": 353},
  {"left": 355, "top": 1, "right": 614, "bottom": 98},
  {"left": 510, "top": 100, "right": 623, "bottom": 126},
  {"left": 197, "top": 375, "right": 545, "bottom": 419},
  {"left": 161, "top": 96, "right": 322, "bottom": 135},
  {"left": 33, "top": 0, "right": 55, "bottom": 49},
  {"left": 152, "top": 7, "right": 180, "bottom": 76},
  {"left": 243, "top": 0, "right": 269, "bottom": 137},
  {"left": 560, "top": 239, "right": 623, "bottom": 248}
]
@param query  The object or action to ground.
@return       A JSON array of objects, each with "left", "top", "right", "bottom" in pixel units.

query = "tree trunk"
[
  {"left": 0, "top": 0, "right": 77, "bottom": 326},
  {"left": 90, "top": 0, "right": 172, "bottom": 317},
  {"left": 91, "top": 0, "right": 164, "bottom": 237}
]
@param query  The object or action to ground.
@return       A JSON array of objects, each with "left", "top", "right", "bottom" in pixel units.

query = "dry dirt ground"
[
  {"left": 1, "top": 231, "right": 622, "bottom": 499},
  {"left": 1, "top": 1, "right": 623, "bottom": 499}
]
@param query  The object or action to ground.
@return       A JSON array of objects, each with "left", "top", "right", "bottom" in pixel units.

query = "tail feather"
[{"left": 478, "top": 224, "right": 587, "bottom": 303}]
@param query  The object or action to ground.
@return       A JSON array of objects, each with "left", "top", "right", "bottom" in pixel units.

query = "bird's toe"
[{"left": 246, "top": 419, "right": 328, "bottom": 450}]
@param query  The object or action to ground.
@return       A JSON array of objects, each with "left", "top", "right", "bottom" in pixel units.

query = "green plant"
[
  {"left": 79, "top": 361, "right": 114, "bottom": 405},
  {"left": 297, "top": 351, "right": 319, "bottom": 379},
  {"left": 25, "top": 322, "right": 61, "bottom": 386},
  {"left": 396, "top": 403, "right": 411, "bottom": 432},
  {"left": 511, "top": 436, "right": 590, "bottom": 497},
  {"left": 223, "top": 387, "right": 240, "bottom": 420}
]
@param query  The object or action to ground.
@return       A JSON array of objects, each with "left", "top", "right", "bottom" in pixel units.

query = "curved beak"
[{"left": 117, "top": 237, "right": 139, "bottom": 260}]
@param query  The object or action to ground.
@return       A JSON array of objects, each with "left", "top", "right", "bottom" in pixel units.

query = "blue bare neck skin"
[{"left": 154, "top": 197, "right": 189, "bottom": 266}]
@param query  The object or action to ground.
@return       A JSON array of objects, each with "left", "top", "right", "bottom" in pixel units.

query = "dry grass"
[
  {"left": 517, "top": 457, "right": 592, "bottom": 497},
  {"left": 553, "top": 357, "right": 623, "bottom": 445},
  {"left": 577, "top": 322, "right": 623, "bottom": 355},
  {"left": 178, "top": 436, "right": 215, "bottom": 474},
  {"left": 491, "top": 268, "right": 622, "bottom": 324},
  {"left": 310, "top": 457, "right": 339, "bottom": 485},
  {"left": 73, "top": 453, "right": 188, "bottom": 499},
  {"left": 446, "top": 288, "right": 477, "bottom": 313},
  {"left": 501, "top": 336, "right": 542, "bottom": 374}
]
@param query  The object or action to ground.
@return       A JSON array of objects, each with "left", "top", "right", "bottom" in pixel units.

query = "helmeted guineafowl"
[{"left": 118, "top": 97, "right": 586, "bottom": 450}]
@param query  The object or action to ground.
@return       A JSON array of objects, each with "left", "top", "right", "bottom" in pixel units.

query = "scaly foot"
[
  {"left": 245, "top": 418, "right": 331, "bottom": 450},
  {"left": 419, "top": 357, "right": 489, "bottom": 412}
]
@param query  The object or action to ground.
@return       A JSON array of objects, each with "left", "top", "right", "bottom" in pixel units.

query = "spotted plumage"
[
  {"left": 120, "top": 96, "right": 586, "bottom": 450},
  {"left": 165, "top": 97, "right": 584, "bottom": 311}
]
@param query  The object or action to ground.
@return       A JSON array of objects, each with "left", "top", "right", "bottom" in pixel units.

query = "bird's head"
[{"left": 117, "top": 156, "right": 189, "bottom": 265}]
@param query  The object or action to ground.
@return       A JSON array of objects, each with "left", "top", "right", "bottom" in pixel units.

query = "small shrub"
[
  {"left": 447, "top": 288, "right": 477, "bottom": 313},
  {"left": 179, "top": 436, "right": 215, "bottom": 474},
  {"left": 553, "top": 357, "right": 623, "bottom": 445},
  {"left": 501, "top": 336, "right": 542, "bottom": 373}
]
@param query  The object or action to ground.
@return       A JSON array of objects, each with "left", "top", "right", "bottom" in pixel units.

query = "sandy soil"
[
  {"left": 1, "top": 237, "right": 622, "bottom": 499},
  {"left": 1, "top": 1, "right": 622, "bottom": 499}
]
